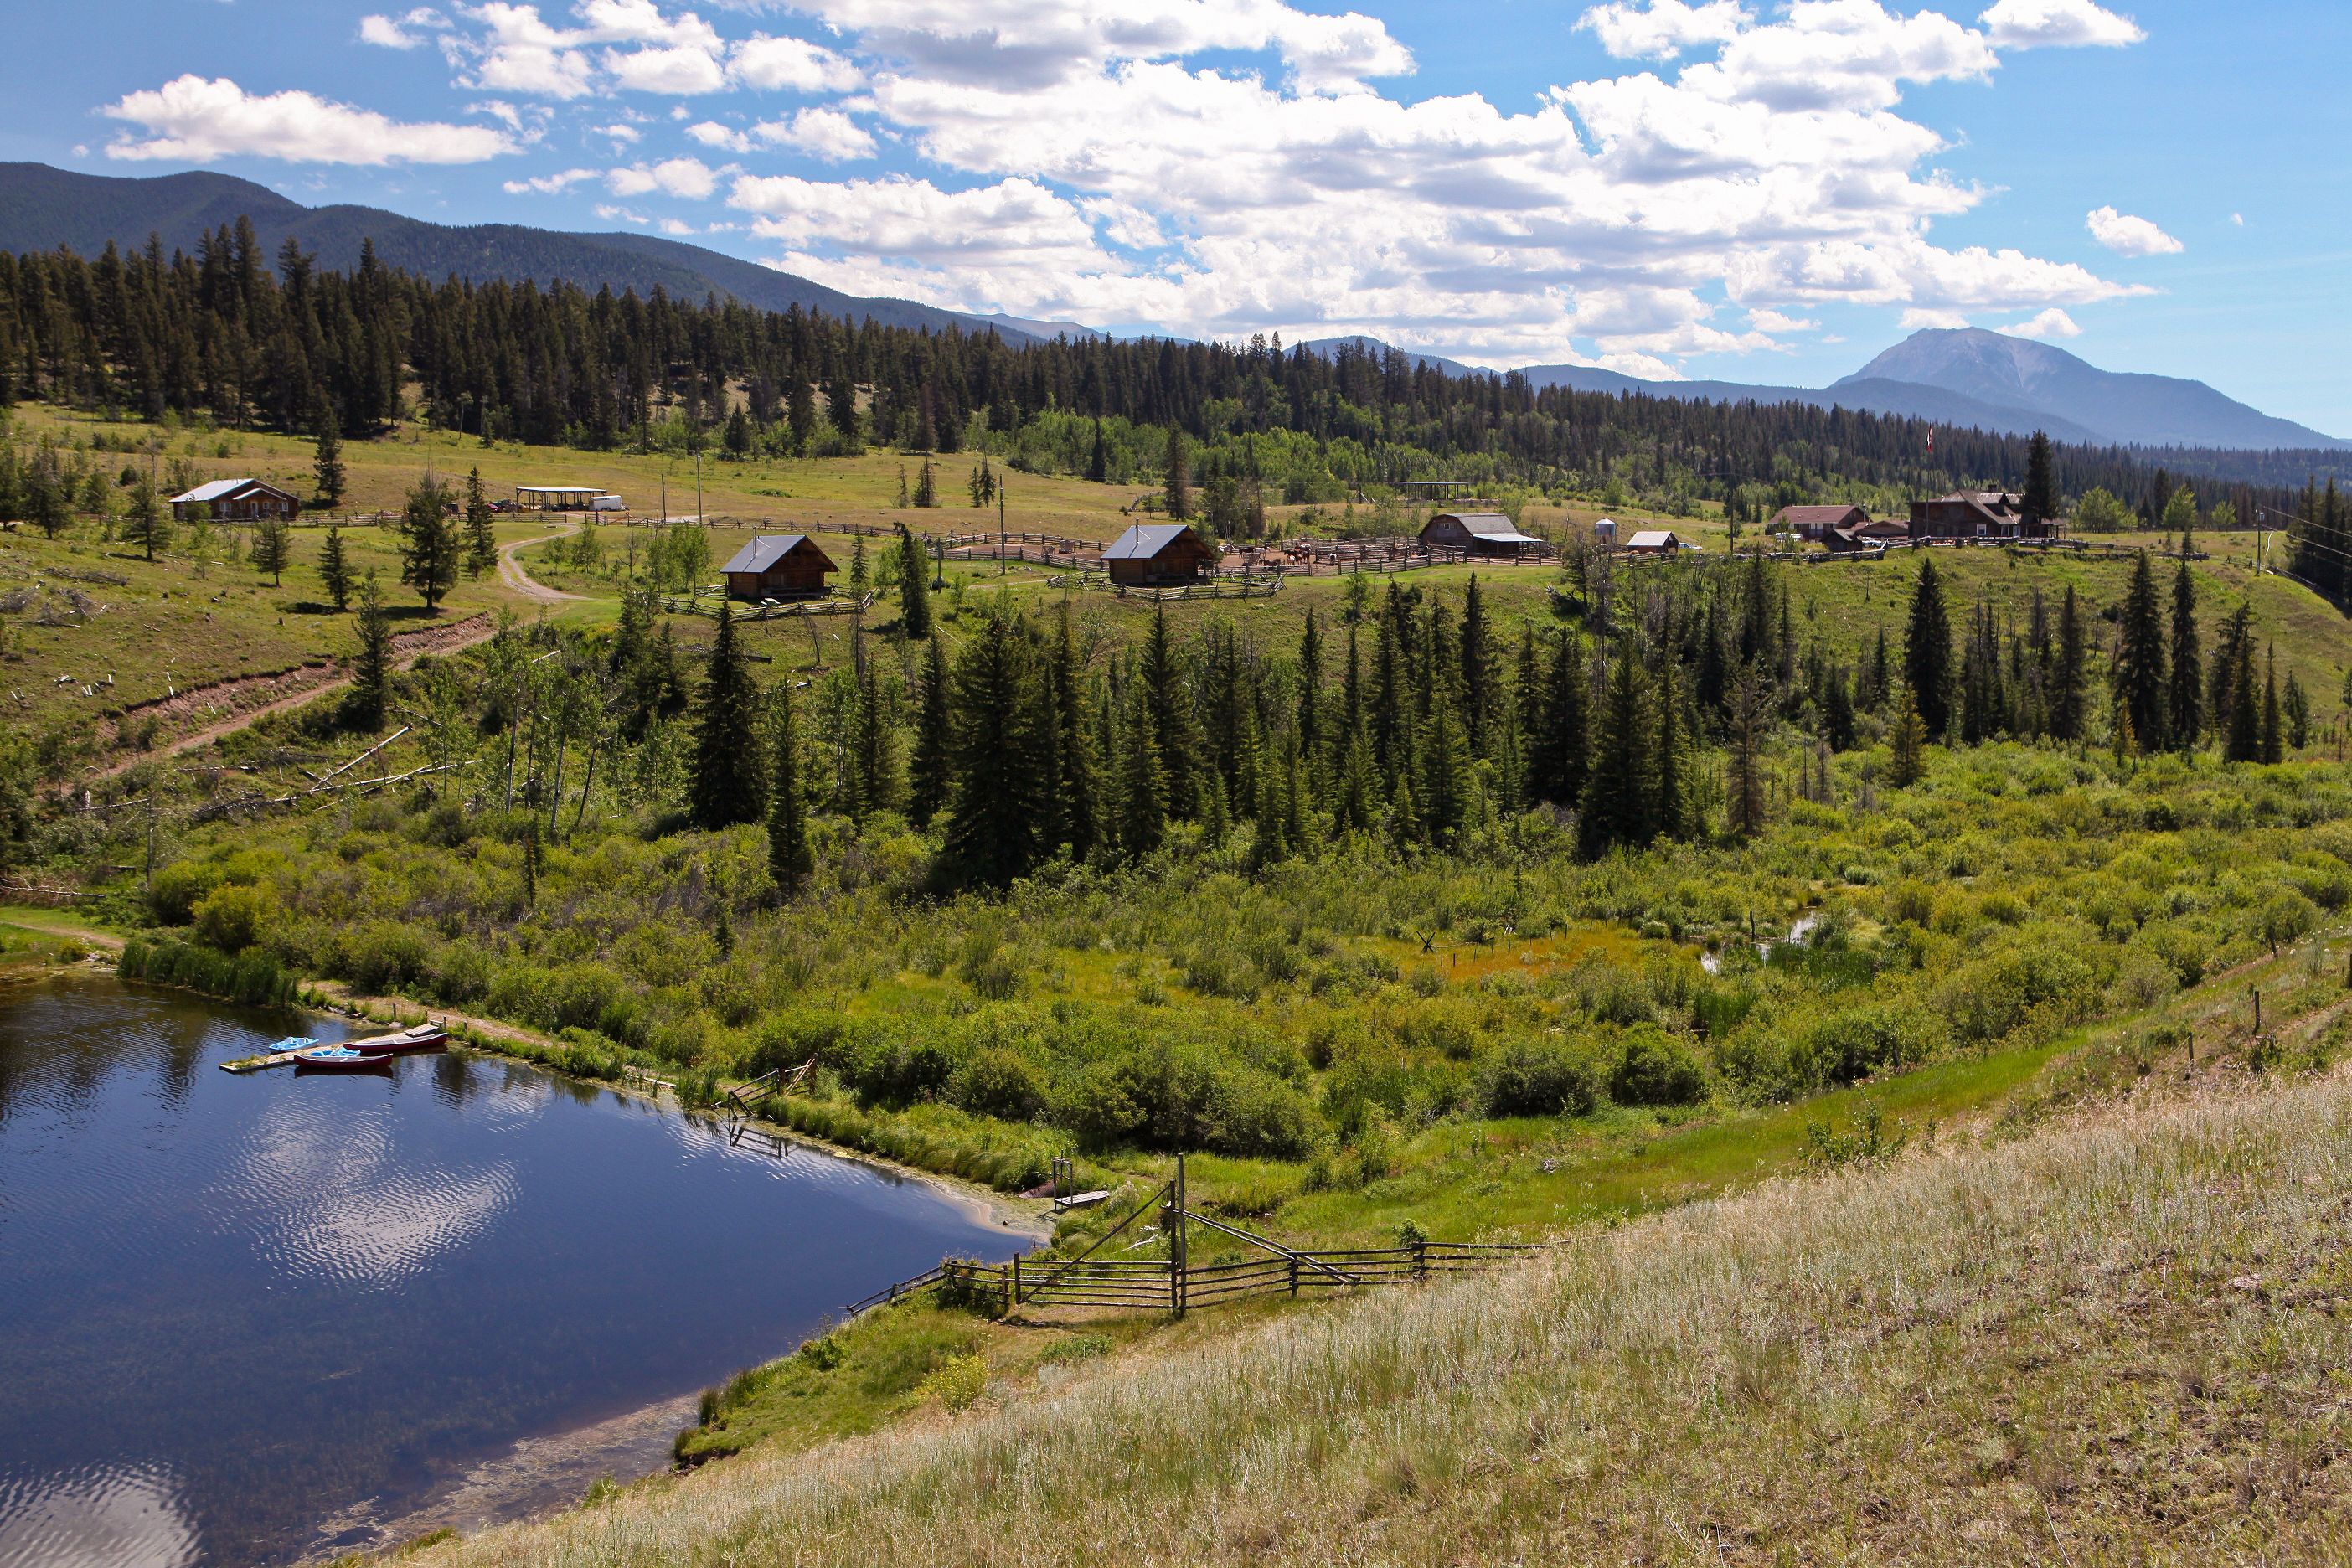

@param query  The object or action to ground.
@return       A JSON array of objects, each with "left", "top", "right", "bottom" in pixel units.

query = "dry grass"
[{"left": 407, "top": 1063, "right": 2352, "bottom": 1566}]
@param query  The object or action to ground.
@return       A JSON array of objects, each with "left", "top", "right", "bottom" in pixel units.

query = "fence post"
[
  {"left": 1415, "top": 1236, "right": 1428, "bottom": 1282},
  {"left": 1172, "top": 1153, "right": 1188, "bottom": 1319},
  {"left": 1288, "top": 1256, "right": 1298, "bottom": 1297},
  {"left": 1011, "top": 1254, "right": 1021, "bottom": 1310}
]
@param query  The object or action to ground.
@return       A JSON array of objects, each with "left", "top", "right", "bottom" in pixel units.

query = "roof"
[
  {"left": 169, "top": 477, "right": 293, "bottom": 504},
  {"left": 1102, "top": 524, "right": 1205, "bottom": 560},
  {"left": 720, "top": 534, "right": 823, "bottom": 575},
  {"left": 1430, "top": 512, "right": 1542, "bottom": 544},
  {"left": 516, "top": 485, "right": 605, "bottom": 496},
  {"left": 1772, "top": 504, "right": 1868, "bottom": 526},
  {"left": 1626, "top": 529, "right": 1682, "bottom": 549}
]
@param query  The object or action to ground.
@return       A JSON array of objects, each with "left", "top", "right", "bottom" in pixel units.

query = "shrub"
[
  {"left": 952, "top": 1048, "right": 1046, "bottom": 1121},
  {"left": 1475, "top": 1038, "right": 1600, "bottom": 1118},
  {"left": 191, "top": 882, "right": 276, "bottom": 955},
  {"left": 148, "top": 859, "right": 220, "bottom": 925},
  {"left": 1608, "top": 1025, "right": 1708, "bottom": 1106},
  {"left": 918, "top": 1351, "right": 987, "bottom": 1411}
]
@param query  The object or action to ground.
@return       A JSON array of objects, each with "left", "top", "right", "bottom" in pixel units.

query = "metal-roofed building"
[
  {"left": 720, "top": 534, "right": 838, "bottom": 599},
  {"left": 168, "top": 477, "right": 300, "bottom": 524},
  {"left": 1101, "top": 524, "right": 1218, "bottom": 585},
  {"left": 1419, "top": 511, "right": 1547, "bottom": 559}
]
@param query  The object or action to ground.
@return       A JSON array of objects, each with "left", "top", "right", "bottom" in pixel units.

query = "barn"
[
  {"left": 1418, "top": 511, "right": 1547, "bottom": 559},
  {"left": 1624, "top": 529, "right": 1689, "bottom": 556},
  {"left": 1771, "top": 503, "right": 1871, "bottom": 542},
  {"left": 719, "top": 534, "right": 838, "bottom": 600},
  {"left": 1101, "top": 524, "right": 1218, "bottom": 585},
  {"left": 169, "top": 478, "right": 300, "bottom": 524}
]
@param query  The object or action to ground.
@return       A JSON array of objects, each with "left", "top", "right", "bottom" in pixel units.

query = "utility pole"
[
  {"left": 694, "top": 446, "right": 704, "bottom": 528},
  {"left": 998, "top": 480, "right": 1007, "bottom": 575}
]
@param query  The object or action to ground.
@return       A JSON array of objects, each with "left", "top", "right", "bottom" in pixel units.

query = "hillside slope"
[
  {"left": 0, "top": 162, "right": 1039, "bottom": 343},
  {"left": 409, "top": 1050, "right": 2352, "bottom": 1565}
]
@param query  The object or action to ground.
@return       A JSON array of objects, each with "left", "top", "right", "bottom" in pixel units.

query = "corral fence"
[{"left": 844, "top": 1156, "right": 1544, "bottom": 1322}]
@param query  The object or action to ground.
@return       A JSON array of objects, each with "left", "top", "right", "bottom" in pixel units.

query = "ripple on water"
[
  {"left": 0, "top": 1461, "right": 200, "bottom": 1568},
  {"left": 218, "top": 1096, "right": 518, "bottom": 1290}
]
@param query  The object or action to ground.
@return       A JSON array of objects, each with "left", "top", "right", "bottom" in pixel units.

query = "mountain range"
[{"left": 3, "top": 162, "right": 2340, "bottom": 453}]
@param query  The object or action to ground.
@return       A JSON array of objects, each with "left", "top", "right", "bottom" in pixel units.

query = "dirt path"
[{"left": 90, "top": 529, "right": 594, "bottom": 776}]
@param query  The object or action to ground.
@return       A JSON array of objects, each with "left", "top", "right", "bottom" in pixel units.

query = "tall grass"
[
  {"left": 117, "top": 936, "right": 297, "bottom": 1008},
  {"left": 410, "top": 1066, "right": 2352, "bottom": 1565}
]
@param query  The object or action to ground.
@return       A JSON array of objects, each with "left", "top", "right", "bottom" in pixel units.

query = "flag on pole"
[{"left": 1926, "top": 427, "right": 1936, "bottom": 457}]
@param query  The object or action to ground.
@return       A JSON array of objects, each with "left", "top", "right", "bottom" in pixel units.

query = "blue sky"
[{"left": 8, "top": 1, "right": 2348, "bottom": 434}]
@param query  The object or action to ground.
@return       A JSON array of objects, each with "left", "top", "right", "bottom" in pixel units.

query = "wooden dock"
[{"left": 219, "top": 1047, "right": 311, "bottom": 1073}]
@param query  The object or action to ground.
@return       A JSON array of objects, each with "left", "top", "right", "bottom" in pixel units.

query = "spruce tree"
[
  {"left": 1887, "top": 683, "right": 1927, "bottom": 787},
  {"left": 464, "top": 467, "right": 497, "bottom": 577},
  {"left": 688, "top": 601, "right": 768, "bottom": 829},
  {"left": 1140, "top": 602, "right": 1200, "bottom": 815},
  {"left": 2051, "top": 585, "right": 2088, "bottom": 742},
  {"left": 897, "top": 527, "right": 932, "bottom": 639},
  {"left": 1049, "top": 602, "right": 1101, "bottom": 858},
  {"left": 124, "top": 475, "right": 168, "bottom": 562},
  {"left": 913, "top": 459, "right": 938, "bottom": 508},
  {"left": 1577, "top": 650, "right": 1649, "bottom": 859},
  {"left": 2168, "top": 559, "right": 2202, "bottom": 749},
  {"left": 1526, "top": 629, "right": 1589, "bottom": 804},
  {"left": 1458, "top": 575, "right": 1498, "bottom": 757},
  {"left": 1296, "top": 610, "right": 1326, "bottom": 805},
  {"left": 250, "top": 513, "right": 291, "bottom": 586},
  {"left": 2021, "top": 429, "right": 2057, "bottom": 527},
  {"left": 312, "top": 413, "right": 345, "bottom": 508},
  {"left": 908, "top": 634, "right": 952, "bottom": 825},
  {"left": 1727, "top": 668, "right": 1771, "bottom": 832},
  {"left": 1115, "top": 683, "right": 1168, "bottom": 859},
  {"left": 348, "top": 570, "right": 392, "bottom": 732},
  {"left": 1823, "top": 664, "right": 1857, "bottom": 752},
  {"left": 317, "top": 524, "right": 351, "bottom": 610},
  {"left": 2113, "top": 550, "right": 2169, "bottom": 753},
  {"left": 1163, "top": 427, "right": 1191, "bottom": 520},
  {"left": 1653, "top": 661, "right": 1688, "bottom": 841},
  {"left": 400, "top": 473, "right": 461, "bottom": 611},
  {"left": 787, "top": 377, "right": 818, "bottom": 456},
  {"left": 941, "top": 609, "right": 1046, "bottom": 885},
  {"left": 1087, "top": 419, "right": 1110, "bottom": 484},
  {"left": 1902, "top": 557, "right": 1956, "bottom": 740},
  {"left": 849, "top": 652, "right": 897, "bottom": 820},
  {"left": 1420, "top": 695, "right": 1470, "bottom": 841},
  {"left": 2283, "top": 670, "right": 2310, "bottom": 748},
  {"left": 2225, "top": 632, "right": 2261, "bottom": 762},
  {"left": 766, "top": 680, "right": 813, "bottom": 897}
]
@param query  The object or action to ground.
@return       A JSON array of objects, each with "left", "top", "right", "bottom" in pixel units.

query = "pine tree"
[
  {"left": 1887, "top": 683, "right": 1927, "bottom": 787},
  {"left": 312, "top": 417, "right": 344, "bottom": 508},
  {"left": 1903, "top": 557, "right": 1956, "bottom": 740},
  {"left": 787, "top": 377, "right": 818, "bottom": 456},
  {"left": 1458, "top": 575, "right": 1498, "bottom": 757},
  {"left": 2051, "top": 585, "right": 2088, "bottom": 742},
  {"left": 2283, "top": 670, "right": 2310, "bottom": 748},
  {"left": 2261, "top": 643, "right": 2283, "bottom": 763},
  {"left": 1163, "top": 427, "right": 1191, "bottom": 520},
  {"left": 250, "top": 513, "right": 291, "bottom": 585},
  {"left": 826, "top": 360, "right": 859, "bottom": 442},
  {"left": 1420, "top": 695, "right": 1471, "bottom": 841},
  {"left": 1577, "top": 650, "right": 1650, "bottom": 859},
  {"left": 2021, "top": 428, "right": 2057, "bottom": 527},
  {"left": 1823, "top": 663, "right": 1857, "bottom": 751},
  {"left": 688, "top": 601, "right": 768, "bottom": 829},
  {"left": 464, "top": 467, "right": 497, "bottom": 577},
  {"left": 1087, "top": 419, "right": 1110, "bottom": 484},
  {"left": 400, "top": 473, "right": 461, "bottom": 611},
  {"left": 908, "top": 634, "right": 953, "bottom": 825},
  {"left": 1652, "top": 661, "right": 1689, "bottom": 841},
  {"left": 1141, "top": 602, "right": 1199, "bottom": 815},
  {"left": 123, "top": 475, "right": 168, "bottom": 561},
  {"left": 1048, "top": 602, "right": 1101, "bottom": 859},
  {"left": 2224, "top": 631, "right": 2261, "bottom": 762},
  {"left": 849, "top": 652, "right": 897, "bottom": 821},
  {"left": 318, "top": 524, "right": 351, "bottom": 610},
  {"left": 2168, "top": 559, "right": 2202, "bottom": 748},
  {"left": 2113, "top": 550, "right": 2169, "bottom": 753},
  {"left": 766, "top": 681, "right": 813, "bottom": 897},
  {"left": 849, "top": 535, "right": 869, "bottom": 594},
  {"left": 913, "top": 459, "right": 938, "bottom": 508},
  {"left": 897, "top": 527, "right": 932, "bottom": 639},
  {"left": 2210, "top": 603, "right": 2252, "bottom": 741},
  {"left": 1296, "top": 610, "right": 1325, "bottom": 805},
  {"left": 1526, "top": 629, "right": 1589, "bottom": 804},
  {"left": 347, "top": 570, "right": 392, "bottom": 731}
]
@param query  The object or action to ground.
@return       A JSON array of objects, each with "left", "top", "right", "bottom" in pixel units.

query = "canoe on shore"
[
  {"left": 291, "top": 1046, "right": 396, "bottom": 1075},
  {"left": 344, "top": 1024, "right": 449, "bottom": 1057}
]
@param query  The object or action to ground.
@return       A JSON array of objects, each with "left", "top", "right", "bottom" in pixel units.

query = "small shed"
[
  {"left": 1624, "top": 529, "right": 1687, "bottom": 556},
  {"left": 169, "top": 478, "right": 300, "bottom": 524},
  {"left": 1771, "top": 504, "right": 1871, "bottom": 542},
  {"left": 720, "top": 534, "right": 838, "bottom": 600},
  {"left": 1419, "top": 512, "right": 1546, "bottom": 559},
  {"left": 1102, "top": 524, "right": 1218, "bottom": 586}
]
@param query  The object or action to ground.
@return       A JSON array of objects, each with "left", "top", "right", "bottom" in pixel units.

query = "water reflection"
[
  {"left": 0, "top": 977, "right": 1027, "bottom": 1565},
  {"left": 0, "top": 1462, "right": 200, "bottom": 1568}
]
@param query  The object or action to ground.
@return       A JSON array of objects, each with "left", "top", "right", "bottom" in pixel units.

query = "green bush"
[
  {"left": 1475, "top": 1038, "right": 1599, "bottom": 1118},
  {"left": 191, "top": 882, "right": 276, "bottom": 954},
  {"left": 1608, "top": 1025, "right": 1708, "bottom": 1106},
  {"left": 148, "top": 860, "right": 220, "bottom": 926},
  {"left": 951, "top": 1047, "right": 1046, "bottom": 1121}
]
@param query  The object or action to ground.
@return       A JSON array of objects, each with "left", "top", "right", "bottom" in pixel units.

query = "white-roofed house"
[
  {"left": 168, "top": 478, "right": 300, "bottom": 524},
  {"left": 1623, "top": 529, "right": 1689, "bottom": 556}
]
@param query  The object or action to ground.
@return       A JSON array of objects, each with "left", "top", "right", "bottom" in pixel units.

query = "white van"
[{"left": 590, "top": 494, "right": 627, "bottom": 513}]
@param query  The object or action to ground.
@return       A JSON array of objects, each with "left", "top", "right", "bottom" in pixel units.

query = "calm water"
[{"left": 0, "top": 977, "right": 1027, "bottom": 1567}]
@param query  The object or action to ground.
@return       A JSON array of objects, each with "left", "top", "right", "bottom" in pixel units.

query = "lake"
[{"left": 0, "top": 976, "right": 1030, "bottom": 1566}]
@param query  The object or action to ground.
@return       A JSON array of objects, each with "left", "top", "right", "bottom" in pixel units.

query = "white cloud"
[
  {"left": 1900, "top": 307, "right": 1971, "bottom": 329},
  {"left": 503, "top": 165, "right": 600, "bottom": 193},
  {"left": 687, "top": 119, "right": 751, "bottom": 152},
  {"left": 2231, "top": 212, "right": 2244, "bottom": 226},
  {"left": 1746, "top": 307, "right": 1818, "bottom": 333},
  {"left": 754, "top": 107, "right": 877, "bottom": 162},
  {"left": 102, "top": 75, "right": 516, "bottom": 164},
  {"left": 1979, "top": 0, "right": 2143, "bottom": 49},
  {"left": 595, "top": 121, "right": 642, "bottom": 144},
  {"left": 595, "top": 203, "right": 650, "bottom": 224},
  {"left": 2086, "top": 204, "right": 2182, "bottom": 255},
  {"left": 609, "top": 154, "right": 721, "bottom": 198},
  {"left": 2009, "top": 307, "right": 2081, "bottom": 338},
  {"left": 658, "top": 217, "right": 697, "bottom": 234},
  {"left": 1579, "top": 1, "right": 1752, "bottom": 61},
  {"left": 360, "top": 13, "right": 423, "bottom": 47},
  {"left": 730, "top": 34, "right": 865, "bottom": 93},
  {"left": 606, "top": 42, "right": 729, "bottom": 93}
]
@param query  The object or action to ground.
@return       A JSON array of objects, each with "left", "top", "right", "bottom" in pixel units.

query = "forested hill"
[
  {"left": 3, "top": 225, "right": 2348, "bottom": 542},
  {"left": 0, "top": 162, "right": 1037, "bottom": 345}
]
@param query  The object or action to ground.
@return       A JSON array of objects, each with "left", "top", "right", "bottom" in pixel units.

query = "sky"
[{"left": 7, "top": 1, "right": 2349, "bottom": 434}]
